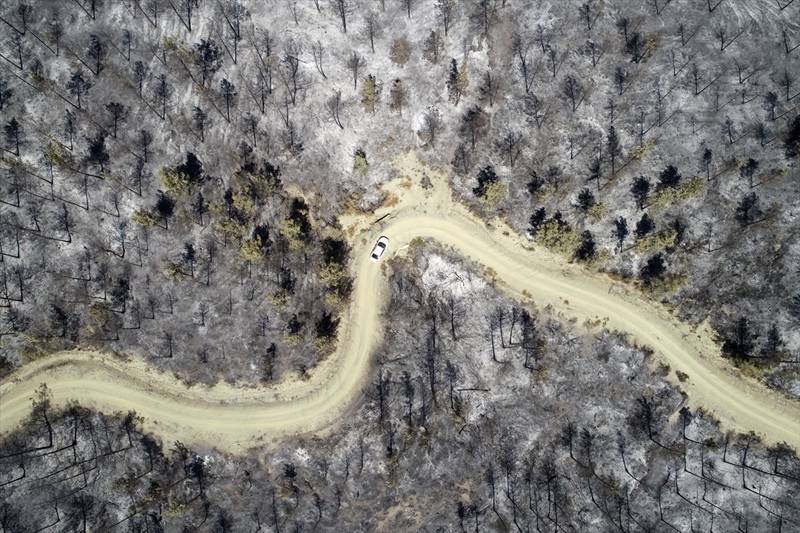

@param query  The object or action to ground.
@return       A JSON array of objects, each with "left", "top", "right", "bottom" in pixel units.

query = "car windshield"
[{"left": 377, "top": 242, "right": 386, "bottom": 249}]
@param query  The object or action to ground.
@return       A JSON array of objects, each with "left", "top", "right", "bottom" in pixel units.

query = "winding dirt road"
[{"left": 2, "top": 154, "right": 799, "bottom": 452}]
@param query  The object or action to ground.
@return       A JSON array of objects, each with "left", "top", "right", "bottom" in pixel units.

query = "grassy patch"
[
  {"left": 629, "top": 140, "right": 656, "bottom": 163},
  {"left": 480, "top": 180, "right": 507, "bottom": 209},
  {"left": 536, "top": 220, "right": 580, "bottom": 257},
  {"left": 649, "top": 176, "right": 705, "bottom": 211},
  {"left": 587, "top": 202, "right": 608, "bottom": 221},
  {"left": 633, "top": 229, "right": 677, "bottom": 253},
  {"left": 642, "top": 273, "right": 688, "bottom": 296}
]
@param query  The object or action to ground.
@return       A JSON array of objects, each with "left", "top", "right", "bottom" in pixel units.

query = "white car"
[{"left": 370, "top": 236, "right": 390, "bottom": 262}]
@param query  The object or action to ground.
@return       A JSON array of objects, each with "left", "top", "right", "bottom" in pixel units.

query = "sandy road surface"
[{"left": 2, "top": 154, "right": 799, "bottom": 452}]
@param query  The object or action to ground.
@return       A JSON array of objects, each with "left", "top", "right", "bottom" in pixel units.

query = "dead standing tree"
[
  {"left": 311, "top": 41, "right": 327, "bottom": 79},
  {"left": 362, "top": 12, "right": 382, "bottom": 53},
  {"left": 326, "top": 90, "right": 344, "bottom": 129},
  {"left": 169, "top": 0, "right": 197, "bottom": 31},
  {"left": 330, "top": 0, "right": 354, "bottom": 33},
  {"left": 511, "top": 32, "right": 538, "bottom": 94},
  {"left": 346, "top": 51, "right": 366, "bottom": 90},
  {"left": 418, "top": 106, "right": 443, "bottom": 148},
  {"left": 219, "top": 0, "right": 248, "bottom": 64},
  {"left": 279, "top": 40, "right": 307, "bottom": 106},
  {"left": 562, "top": 75, "right": 585, "bottom": 112}
]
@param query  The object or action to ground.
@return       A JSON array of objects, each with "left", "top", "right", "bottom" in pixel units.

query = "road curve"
[{"left": 2, "top": 154, "right": 799, "bottom": 452}]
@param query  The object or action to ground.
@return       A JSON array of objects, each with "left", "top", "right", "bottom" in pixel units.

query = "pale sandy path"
[{"left": 2, "top": 154, "right": 798, "bottom": 452}]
